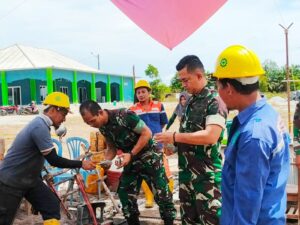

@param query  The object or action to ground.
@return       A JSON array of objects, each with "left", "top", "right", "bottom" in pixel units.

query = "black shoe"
[
  {"left": 164, "top": 219, "right": 174, "bottom": 225},
  {"left": 126, "top": 215, "right": 140, "bottom": 225}
]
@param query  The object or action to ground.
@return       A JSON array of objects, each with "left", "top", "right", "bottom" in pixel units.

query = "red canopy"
[{"left": 111, "top": 0, "right": 227, "bottom": 50}]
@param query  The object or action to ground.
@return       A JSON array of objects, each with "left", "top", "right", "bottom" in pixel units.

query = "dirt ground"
[
  {"left": 0, "top": 102, "right": 181, "bottom": 225},
  {"left": 0, "top": 99, "right": 298, "bottom": 224}
]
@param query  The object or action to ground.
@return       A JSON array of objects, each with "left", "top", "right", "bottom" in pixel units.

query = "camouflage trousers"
[
  {"left": 179, "top": 180, "right": 221, "bottom": 225},
  {"left": 117, "top": 149, "right": 176, "bottom": 221},
  {"left": 178, "top": 150, "right": 222, "bottom": 225}
]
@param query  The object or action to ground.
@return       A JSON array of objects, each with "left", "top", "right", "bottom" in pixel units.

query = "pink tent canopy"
[{"left": 111, "top": 0, "right": 227, "bottom": 50}]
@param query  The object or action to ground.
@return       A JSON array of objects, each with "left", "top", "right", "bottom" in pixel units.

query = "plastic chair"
[
  {"left": 66, "top": 137, "right": 95, "bottom": 183},
  {"left": 43, "top": 138, "right": 73, "bottom": 184}
]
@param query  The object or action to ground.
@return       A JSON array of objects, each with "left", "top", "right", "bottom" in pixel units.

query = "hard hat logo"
[
  {"left": 55, "top": 96, "right": 62, "bottom": 101},
  {"left": 220, "top": 58, "right": 227, "bottom": 67},
  {"left": 213, "top": 45, "right": 265, "bottom": 79}
]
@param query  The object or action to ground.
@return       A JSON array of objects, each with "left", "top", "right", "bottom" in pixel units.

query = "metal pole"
[
  {"left": 279, "top": 23, "right": 293, "bottom": 134},
  {"left": 132, "top": 65, "right": 136, "bottom": 85},
  {"left": 91, "top": 52, "right": 100, "bottom": 70},
  {"left": 97, "top": 54, "right": 100, "bottom": 70}
]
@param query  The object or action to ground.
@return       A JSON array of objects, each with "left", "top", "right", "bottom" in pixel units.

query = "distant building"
[{"left": 0, "top": 44, "right": 134, "bottom": 106}]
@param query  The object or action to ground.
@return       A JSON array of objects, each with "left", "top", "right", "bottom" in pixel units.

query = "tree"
[
  {"left": 290, "top": 65, "right": 300, "bottom": 91},
  {"left": 170, "top": 72, "right": 183, "bottom": 92},
  {"left": 144, "top": 64, "right": 168, "bottom": 101},
  {"left": 263, "top": 60, "right": 285, "bottom": 92},
  {"left": 145, "top": 64, "right": 159, "bottom": 79}
]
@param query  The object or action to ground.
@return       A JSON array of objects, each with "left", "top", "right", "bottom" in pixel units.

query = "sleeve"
[
  {"left": 121, "top": 109, "right": 146, "bottom": 134},
  {"left": 231, "top": 138, "right": 271, "bottom": 224},
  {"left": 166, "top": 112, "right": 177, "bottom": 130},
  {"left": 206, "top": 98, "right": 226, "bottom": 129},
  {"left": 31, "top": 124, "right": 54, "bottom": 155},
  {"left": 160, "top": 104, "right": 168, "bottom": 126},
  {"left": 44, "top": 148, "right": 82, "bottom": 168}
]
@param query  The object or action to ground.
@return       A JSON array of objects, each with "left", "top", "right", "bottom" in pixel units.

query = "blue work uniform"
[
  {"left": 0, "top": 115, "right": 59, "bottom": 224},
  {"left": 129, "top": 101, "right": 168, "bottom": 135},
  {"left": 221, "top": 98, "right": 290, "bottom": 225}
]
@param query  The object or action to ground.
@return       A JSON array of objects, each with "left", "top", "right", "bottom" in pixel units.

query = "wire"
[
  {"left": 272, "top": 0, "right": 286, "bottom": 26},
  {"left": 0, "top": 0, "right": 30, "bottom": 22}
]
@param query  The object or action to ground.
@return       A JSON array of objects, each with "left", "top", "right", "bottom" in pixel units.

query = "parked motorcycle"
[
  {"left": 0, "top": 105, "right": 20, "bottom": 116},
  {"left": 17, "top": 101, "right": 39, "bottom": 115}
]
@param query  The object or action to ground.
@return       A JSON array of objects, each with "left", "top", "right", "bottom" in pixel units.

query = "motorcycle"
[
  {"left": 0, "top": 105, "right": 20, "bottom": 116},
  {"left": 18, "top": 105, "right": 39, "bottom": 115}
]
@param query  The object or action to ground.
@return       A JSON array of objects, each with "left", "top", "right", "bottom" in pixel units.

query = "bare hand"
[
  {"left": 82, "top": 160, "right": 96, "bottom": 170},
  {"left": 164, "top": 145, "right": 174, "bottom": 156},
  {"left": 99, "top": 160, "right": 112, "bottom": 171},
  {"left": 115, "top": 153, "right": 131, "bottom": 169},
  {"left": 154, "top": 132, "right": 174, "bottom": 144}
]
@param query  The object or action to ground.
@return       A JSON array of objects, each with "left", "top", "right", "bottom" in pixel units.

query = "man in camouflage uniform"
[
  {"left": 79, "top": 100, "right": 176, "bottom": 225},
  {"left": 155, "top": 55, "right": 226, "bottom": 225}
]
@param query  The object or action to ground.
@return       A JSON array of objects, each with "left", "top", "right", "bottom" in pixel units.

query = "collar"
[
  {"left": 192, "top": 87, "right": 209, "bottom": 98},
  {"left": 237, "top": 98, "right": 267, "bottom": 125},
  {"left": 136, "top": 100, "right": 154, "bottom": 111},
  {"left": 39, "top": 114, "right": 53, "bottom": 127}
]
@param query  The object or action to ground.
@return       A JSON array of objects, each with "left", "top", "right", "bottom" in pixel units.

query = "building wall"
[
  {"left": 1, "top": 68, "right": 133, "bottom": 106},
  {"left": 53, "top": 69, "right": 73, "bottom": 82},
  {"left": 124, "top": 77, "right": 134, "bottom": 102},
  {"left": 53, "top": 78, "right": 72, "bottom": 102},
  {"left": 9, "top": 79, "right": 30, "bottom": 105},
  {"left": 35, "top": 80, "right": 47, "bottom": 103},
  {"left": 0, "top": 82, "right": 2, "bottom": 105},
  {"left": 95, "top": 81, "right": 106, "bottom": 102}
]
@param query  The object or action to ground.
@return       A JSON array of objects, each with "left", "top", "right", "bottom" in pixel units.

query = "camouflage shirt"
[
  {"left": 178, "top": 87, "right": 227, "bottom": 183},
  {"left": 99, "top": 109, "right": 155, "bottom": 154}
]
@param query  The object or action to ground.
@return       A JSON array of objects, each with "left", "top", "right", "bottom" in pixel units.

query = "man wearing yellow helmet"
[
  {"left": 214, "top": 45, "right": 290, "bottom": 224},
  {"left": 129, "top": 80, "right": 174, "bottom": 209},
  {"left": 0, "top": 92, "right": 95, "bottom": 225}
]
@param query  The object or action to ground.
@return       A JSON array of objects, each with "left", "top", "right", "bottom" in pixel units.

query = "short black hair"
[
  {"left": 79, "top": 100, "right": 101, "bottom": 116},
  {"left": 176, "top": 55, "right": 204, "bottom": 72},
  {"left": 218, "top": 78, "right": 259, "bottom": 95}
]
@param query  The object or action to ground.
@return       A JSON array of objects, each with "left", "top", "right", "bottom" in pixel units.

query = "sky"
[{"left": 1, "top": 0, "right": 300, "bottom": 84}]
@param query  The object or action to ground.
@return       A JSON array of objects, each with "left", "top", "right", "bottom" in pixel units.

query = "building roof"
[{"left": 0, "top": 44, "right": 100, "bottom": 73}]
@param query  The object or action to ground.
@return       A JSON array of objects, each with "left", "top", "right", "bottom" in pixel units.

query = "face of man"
[
  {"left": 81, "top": 110, "right": 106, "bottom": 128},
  {"left": 51, "top": 107, "right": 68, "bottom": 129},
  {"left": 178, "top": 67, "right": 204, "bottom": 94},
  {"left": 136, "top": 87, "right": 151, "bottom": 103},
  {"left": 216, "top": 80, "right": 234, "bottom": 110}
]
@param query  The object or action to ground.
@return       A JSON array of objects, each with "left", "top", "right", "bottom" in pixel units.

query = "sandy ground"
[
  {"left": 0, "top": 102, "right": 181, "bottom": 225},
  {"left": 0, "top": 99, "right": 298, "bottom": 224}
]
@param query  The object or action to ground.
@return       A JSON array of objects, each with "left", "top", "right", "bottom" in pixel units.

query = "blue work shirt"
[
  {"left": 221, "top": 98, "right": 290, "bottom": 225},
  {"left": 0, "top": 115, "right": 54, "bottom": 189}
]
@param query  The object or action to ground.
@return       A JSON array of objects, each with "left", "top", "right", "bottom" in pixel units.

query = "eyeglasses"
[{"left": 56, "top": 107, "right": 68, "bottom": 117}]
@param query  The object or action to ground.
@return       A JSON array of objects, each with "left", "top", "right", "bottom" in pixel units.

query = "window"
[
  {"left": 8, "top": 86, "right": 21, "bottom": 105},
  {"left": 40, "top": 85, "right": 46, "bottom": 101},
  {"left": 60, "top": 86, "right": 68, "bottom": 95}
]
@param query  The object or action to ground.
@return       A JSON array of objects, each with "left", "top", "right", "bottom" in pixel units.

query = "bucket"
[
  {"left": 107, "top": 170, "right": 122, "bottom": 192},
  {"left": 85, "top": 167, "right": 104, "bottom": 194}
]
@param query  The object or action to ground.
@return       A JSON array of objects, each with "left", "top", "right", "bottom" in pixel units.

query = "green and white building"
[{"left": 0, "top": 44, "right": 134, "bottom": 106}]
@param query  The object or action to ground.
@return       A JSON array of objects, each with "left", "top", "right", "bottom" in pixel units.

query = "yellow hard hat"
[
  {"left": 135, "top": 80, "right": 151, "bottom": 90},
  {"left": 43, "top": 92, "right": 70, "bottom": 109},
  {"left": 213, "top": 45, "right": 265, "bottom": 79}
]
